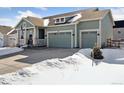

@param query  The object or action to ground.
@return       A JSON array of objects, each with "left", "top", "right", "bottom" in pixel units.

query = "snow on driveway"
[
  {"left": 0, "top": 49, "right": 124, "bottom": 85},
  {"left": 0, "top": 47, "right": 23, "bottom": 56}
]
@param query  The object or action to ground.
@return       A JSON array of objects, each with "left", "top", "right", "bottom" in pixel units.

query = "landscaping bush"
[{"left": 91, "top": 45, "right": 104, "bottom": 59}]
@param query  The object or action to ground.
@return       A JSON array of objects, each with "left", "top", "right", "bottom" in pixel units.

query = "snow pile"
[
  {"left": 69, "top": 14, "right": 82, "bottom": 22},
  {"left": 0, "top": 50, "right": 92, "bottom": 85},
  {"left": 0, "top": 49, "right": 124, "bottom": 84},
  {"left": 0, "top": 47, "right": 23, "bottom": 56}
]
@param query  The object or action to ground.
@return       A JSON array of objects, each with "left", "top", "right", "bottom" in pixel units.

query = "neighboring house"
[
  {"left": 113, "top": 20, "right": 124, "bottom": 40},
  {"left": 14, "top": 8, "right": 114, "bottom": 48},
  {"left": 0, "top": 25, "right": 12, "bottom": 47},
  {"left": 7, "top": 29, "right": 17, "bottom": 47}
]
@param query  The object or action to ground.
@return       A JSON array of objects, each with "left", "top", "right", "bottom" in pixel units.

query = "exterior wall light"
[
  {"left": 72, "top": 34, "right": 75, "bottom": 36},
  {"left": 97, "top": 33, "right": 100, "bottom": 36}
]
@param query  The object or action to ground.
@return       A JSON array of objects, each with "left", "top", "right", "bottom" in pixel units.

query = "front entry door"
[
  {"left": 28, "top": 34, "right": 33, "bottom": 46},
  {"left": 38, "top": 29, "right": 45, "bottom": 46},
  {"left": 27, "top": 30, "right": 33, "bottom": 47}
]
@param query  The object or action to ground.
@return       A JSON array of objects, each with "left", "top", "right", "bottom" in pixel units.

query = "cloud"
[
  {"left": 110, "top": 8, "right": 124, "bottom": 21},
  {"left": 16, "top": 10, "right": 41, "bottom": 19},
  {"left": 36, "top": 7, "right": 48, "bottom": 11},
  {"left": 0, "top": 18, "right": 17, "bottom": 27}
]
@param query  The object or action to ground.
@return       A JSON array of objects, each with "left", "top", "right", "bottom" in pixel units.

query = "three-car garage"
[{"left": 47, "top": 29, "right": 98, "bottom": 48}]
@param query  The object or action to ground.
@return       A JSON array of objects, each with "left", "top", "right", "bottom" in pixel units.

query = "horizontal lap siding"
[
  {"left": 77, "top": 20, "right": 99, "bottom": 47},
  {"left": 101, "top": 13, "right": 113, "bottom": 47},
  {"left": 16, "top": 20, "right": 34, "bottom": 29}
]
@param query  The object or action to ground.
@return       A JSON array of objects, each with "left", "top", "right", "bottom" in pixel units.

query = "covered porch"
[
  {"left": 15, "top": 16, "right": 46, "bottom": 47},
  {"left": 17, "top": 27, "right": 46, "bottom": 47}
]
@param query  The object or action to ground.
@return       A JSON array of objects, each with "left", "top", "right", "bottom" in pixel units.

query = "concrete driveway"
[{"left": 0, "top": 48, "right": 79, "bottom": 75}]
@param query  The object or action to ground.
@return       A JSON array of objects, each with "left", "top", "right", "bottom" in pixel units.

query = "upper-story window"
[
  {"left": 61, "top": 18, "right": 65, "bottom": 22},
  {"left": 55, "top": 17, "right": 65, "bottom": 23}
]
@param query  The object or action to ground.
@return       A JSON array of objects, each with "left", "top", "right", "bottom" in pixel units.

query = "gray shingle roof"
[
  {"left": 24, "top": 16, "right": 44, "bottom": 27},
  {"left": 43, "top": 9, "right": 111, "bottom": 26}
]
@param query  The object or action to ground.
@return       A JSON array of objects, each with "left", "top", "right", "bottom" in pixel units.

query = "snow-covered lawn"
[
  {"left": 0, "top": 48, "right": 124, "bottom": 85},
  {"left": 0, "top": 47, "right": 23, "bottom": 56}
]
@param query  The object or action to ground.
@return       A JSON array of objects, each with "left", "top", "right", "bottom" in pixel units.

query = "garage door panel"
[
  {"left": 48, "top": 32, "right": 71, "bottom": 48},
  {"left": 81, "top": 32, "right": 97, "bottom": 48}
]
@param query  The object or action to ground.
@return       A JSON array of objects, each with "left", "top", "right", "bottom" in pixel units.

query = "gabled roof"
[
  {"left": 43, "top": 8, "right": 114, "bottom": 26},
  {"left": 113, "top": 20, "right": 124, "bottom": 28},
  {"left": 0, "top": 25, "right": 12, "bottom": 35},
  {"left": 14, "top": 8, "right": 114, "bottom": 28},
  {"left": 77, "top": 10, "right": 110, "bottom": 21},
  {"left": 15, "top": 16, "right": 44, "bottom": 28},
  {"left": 24, "top": 16, "right": 44, "bottom": 27},
  {"left": 43, "top": 8, "right": 98, "bottom": 19}
]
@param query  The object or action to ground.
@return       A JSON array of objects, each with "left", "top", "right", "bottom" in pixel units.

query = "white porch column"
[
  {"left": 17, "top": 29, "right": 19, "bottom": 46},
  {"left": 24, "top": 28, "right": 27, "bottom": 45},
  {"left": 33, "top": 27, "right": 37, "bottom": 46}
]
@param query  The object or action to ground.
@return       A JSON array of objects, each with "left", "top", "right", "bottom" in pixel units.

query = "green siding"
[
  {"left": 78, "top": 20, "right": 99, "bottom": 30},
  {"left": 101, "top": 13, "right": 113, "bottom": 47},
  {"left": 16, "top": 19, "right": 34, "bottom": 29},
  {"left": 77, "top": 20, "right": 99, "bottom": 47},
  {"left": 46, "top": 25, "right": 75, "bottom": 47}
]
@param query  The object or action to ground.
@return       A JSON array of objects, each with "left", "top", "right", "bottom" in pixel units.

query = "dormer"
[{"left": 54, "top": 17, "right": 65, "bottom": 24}]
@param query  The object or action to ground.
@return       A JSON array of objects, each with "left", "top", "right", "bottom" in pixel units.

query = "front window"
[{"left": 39, "top": 29, "right": 45, "bottom": 39}]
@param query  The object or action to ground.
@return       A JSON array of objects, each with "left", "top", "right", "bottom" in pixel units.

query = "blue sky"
[{"left": 0, "top": 7, "right": 124, "bottom": 27}]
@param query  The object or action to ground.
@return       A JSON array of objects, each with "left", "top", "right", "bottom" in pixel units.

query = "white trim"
[
  {"left": 75, "top": 24, "right": 77, "bottom": 47},
  {"left": 99, "top": 20, "right": 102, "bottom": 48},
  {"left": 33, "top": 27, "right": 37, "bottom": 46},
  {"left": 79, "top": 29, "right": 99, "bottom": 48},
  {"left": 23, "top": 18, "right": 35, "bottom": 27},
  {"left": 14, "top": 18, "right": 35, "bottom": 29},
  {"left": 7, "top": 28, "right": 15, "bottom": 35},
  {"left": 47, "top": 30, "right": 73, "bottom": 48},
  {"left": 80, "top": 29, "right": 99, "bottom": 32},
  {"left": 15, "top": 27, "right": 35, "bottom": 30},
  {"left": 79, "top": 18, "right": 101, "bottom": 23},
  {"left": 45, "top": 23, "right": 75, "bottom": 27}
]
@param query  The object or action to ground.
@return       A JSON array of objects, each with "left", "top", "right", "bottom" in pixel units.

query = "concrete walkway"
[{"left": 0, "top": 48, "right": 79, "bottom": 75}]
